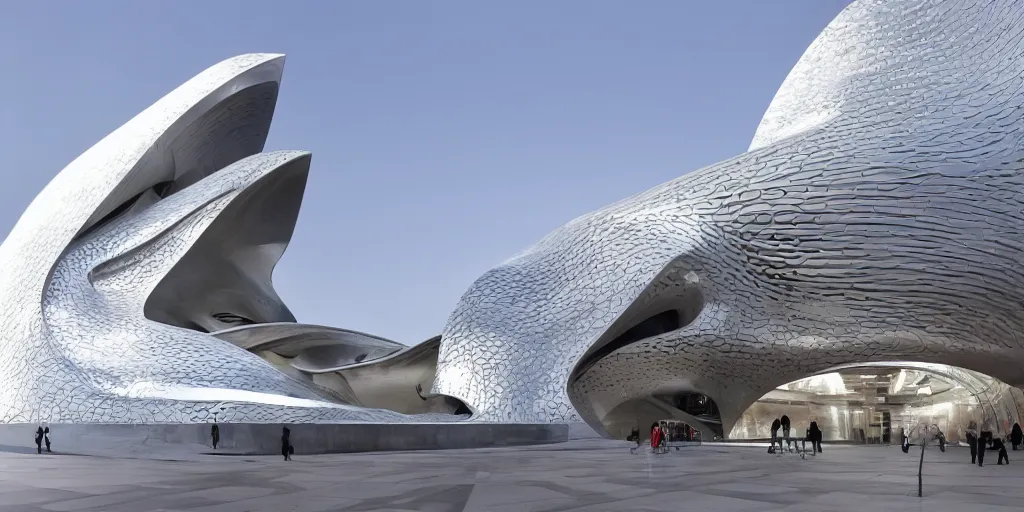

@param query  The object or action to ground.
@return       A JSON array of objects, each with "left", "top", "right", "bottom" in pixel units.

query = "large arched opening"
[
  {"left": 595, "top": 392, "right": 724, "bottom": 441},
  {"left": 729, "top": 362, "right": 1024, "bottom": 443}
]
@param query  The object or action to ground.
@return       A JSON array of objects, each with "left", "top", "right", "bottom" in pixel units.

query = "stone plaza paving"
[{"left": 0, "top": 439, "right": 1022, "bottom": 511}]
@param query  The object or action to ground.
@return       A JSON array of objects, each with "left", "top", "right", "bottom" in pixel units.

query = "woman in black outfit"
[
  {"left": 780, "top": 415, "right": 791, "bottom": 451},
  {"left": 809, "top": 421, "right": 823, "bottom": 453},
  {"left": 1011, "top": 423, "right": 1022, "bottom": 451},
  {"left": 211, "top": 423, "right": 220, "bottom": 450},
  {"left": 994, "top": 437, "right": 1009, "bottom": 465},
  {"left": 978, "top": 430, "right": 992, "bottom": 467},
  {"left": 769, "top": 418, "right": 781, "bottom": 453},
  {"left": 34, "top": 426, "right": 44, "bottom": 454},
  {"left": 966, "top": 422, "right": 979, "bottom": 464},
  {"left": 281, "top": 427, "right": 292, "bottom": 461}
]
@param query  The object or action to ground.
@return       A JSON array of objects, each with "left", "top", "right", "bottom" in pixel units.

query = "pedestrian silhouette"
[
  {"left": 211, "top": 423, "right": 220, "bottom": 450},
  {"left": 995, "top": 438, "right": 1010, "bottom": 465},
  {"left": 43, "top": 426, "right": 50, "bottom": 453},
  {"left": 34, "top": 426, "right": 43, "bottom": 454},
  {"left": 281, "top": 427, "right": 293, "bottom": 461}
]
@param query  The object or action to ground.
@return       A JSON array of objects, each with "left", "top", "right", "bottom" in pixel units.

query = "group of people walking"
[
  {"left": 899, "top": 420, "right": 1021, "bottom": 467},
  {"left": 638, "top": 422, "right": 672, "bottom": 453},
  {"left": 964, "top": 421, "right": 1009, "bottom": 467},
  {"left": 768, "top": 414, "right": 822, "bottom": 454},
  {"left": 627, "top": 421, "right": 700, "bottom": 454}
]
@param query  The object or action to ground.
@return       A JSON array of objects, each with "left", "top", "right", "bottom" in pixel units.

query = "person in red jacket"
[{"left": 650, "top": 423, "right": 662, "bottom": 452}]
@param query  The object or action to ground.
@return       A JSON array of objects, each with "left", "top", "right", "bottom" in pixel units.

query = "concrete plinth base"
[{"left": 0, "top": 422, "right": 568, "bottom": 458}]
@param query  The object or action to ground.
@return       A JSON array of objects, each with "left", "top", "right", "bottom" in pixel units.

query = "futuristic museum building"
[{"left": 2, "top": 0, "right": 1024, "bottom": 443}]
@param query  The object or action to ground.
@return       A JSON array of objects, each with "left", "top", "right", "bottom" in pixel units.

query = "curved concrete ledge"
[{"left": 0, "top": 423, "right": 568, "bottom": 458}]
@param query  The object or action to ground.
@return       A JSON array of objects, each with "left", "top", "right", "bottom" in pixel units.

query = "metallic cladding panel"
[
  {"left": 0, "top": 55, "right": 459, "bottom": 424},
  {"left": 5, "top": 0, "right": 1024, "bottom": 431},
  {"left": 435, "top": 0, "right": 1024, "bottom": 435}
]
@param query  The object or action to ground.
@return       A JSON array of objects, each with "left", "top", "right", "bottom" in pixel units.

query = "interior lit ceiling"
[{"left": 769, "top": 364, "right": 977, "bottom": 404}]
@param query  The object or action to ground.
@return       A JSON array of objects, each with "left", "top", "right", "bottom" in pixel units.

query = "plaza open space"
[
  {"left": 1, "top": 439, "right": 1022, "bottom": 511},
  {"left": 3, "top": 2, "right": 1024, "bottom": 511}
]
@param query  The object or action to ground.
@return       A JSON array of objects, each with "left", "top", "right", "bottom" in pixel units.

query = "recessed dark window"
[
  {"left": 212, "top": 312, "right": 255, "bottom": 325},
  {"left": 573, "top": 310, "right": 682, "bottom": 379}
]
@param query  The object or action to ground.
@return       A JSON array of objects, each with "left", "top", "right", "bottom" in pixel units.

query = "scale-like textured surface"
[
  {"left": 0, "top": 54, "right": 460, "bottom": 424},
  {"left": 435, "top": 0, "right": 1024, "bottom": 434}
]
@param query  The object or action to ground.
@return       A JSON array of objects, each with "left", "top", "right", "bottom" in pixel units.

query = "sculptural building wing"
[
  {"left": 0, "top": 55, "right": 462, "bottom": 424},
  {"left": 4, "top": 0, "right": 1024, "bottom": 434},
  {"left": 434, "top": 0, "right": 1024, "bottom": 436}
]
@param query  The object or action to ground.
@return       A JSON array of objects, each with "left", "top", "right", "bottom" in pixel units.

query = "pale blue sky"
[{"left": 0, "top": 1, "right": 851, "bottom": 344}]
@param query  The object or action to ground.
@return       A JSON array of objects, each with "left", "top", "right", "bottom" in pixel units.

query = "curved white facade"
[
  {"left": 0, "top": 55, "right": 459, "bottom": 424},
  {"left": 434, "top": 0, "right": 1024, "bottom": 436},
  {"left": 3, "top": 0, "right": 1023, "bottom": 434}
]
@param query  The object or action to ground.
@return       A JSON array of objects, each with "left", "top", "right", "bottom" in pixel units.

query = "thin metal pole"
[{"left": 917, "top": 427, "right": 926, "bottom": 498}]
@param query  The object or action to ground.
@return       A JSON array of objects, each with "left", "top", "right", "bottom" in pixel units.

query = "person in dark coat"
[
  {"left": 780, "top": 414, "right": 792, "bottom": 451},
  {"left": 211, "top": 423, "right": 220, "bottom": 450},
  {"left": 627, "top": 427, "right": 639, "bottom": 443},
  {"left": 901, "top": 428, "right": 910, "bottom": 453},
  {"left": 34, "top": 426, "right": 44, "bottom": 454},
  {"left": 933, "top": 425, "right": 946, "bottom": 452},
  {"left": 43, "top": 426, "right": 50, "bottom": 453},
  {"left": 1011, "top": 423, "right": 1022, "bottom": 451},
  {"left": 281, "top": 427, "right": 292, "bottom": 461},
  {"left": 809, "top": 421, "right": 823, "bottom": 453},
  {"left": 978, "top": 430, "right": 991, "bottom": 467},
  {"left": 769, "top": 418, "right": 782, "bottom": 453},
  {"left": 995, "top": 437, "right": 1009, "bottom": 465},
  {"left": 966, "top": 423, "right": 979, "bottom": 464},
  {"left": 628, "top": 427, "right": 641, "bottom": 453}
]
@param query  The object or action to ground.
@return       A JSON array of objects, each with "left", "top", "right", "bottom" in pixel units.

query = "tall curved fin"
[{"left": 0, "top": 54, "right": 285, "bottom": 310}]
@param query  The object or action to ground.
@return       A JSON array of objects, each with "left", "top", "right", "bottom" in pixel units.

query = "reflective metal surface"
[
  {"left": 0, "top": 54, "right": 462, "bottom": 424},
  {"left": 436, "top": 0, "right": 1024, "bottom": 436},
  {"left": 6, "top": 0, "right": 1024, "bottom": 431},
  {"left": 213, "top": 323, "right": 405, "bottom": 372}
]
